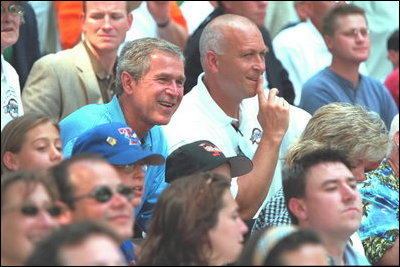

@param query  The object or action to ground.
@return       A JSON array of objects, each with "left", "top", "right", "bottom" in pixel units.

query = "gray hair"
[
  {"left": 199, "top": 14, "right": 258, "bottom": 69},
  {"left": 115, "top": 38, "right": 184, "bottom": 95},
  {"left": 387, "top": 114, "right": 399, "bottom": 156}
]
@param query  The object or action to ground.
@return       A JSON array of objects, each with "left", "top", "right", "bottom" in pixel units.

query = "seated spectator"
[
  {"left": 253, "top": 103, "right": 388, "bottom": 244},
  {"left": 385, "top": 29, "right": 399, "bottom": 108},
  {"left": 283, "top": 148, "right": 370, "bottom": 265},
  {"left": 163, "top": 14, "right": 310, "bottom": 221},
  {"left": 299, "top": 4, "right": 397, "bottom": 128},
  {"left": 1, "top": 171, "right": 61, "bottom": 266},
  {"left": 22, "top": 1, "right": 133, "bottom": 121},
  {"left": 165, "top": 140, "right": 253, "bottom": 183},
  {"left": 1, "top": 1, "right": 25, "bottom": 130},
  {"left": 60, "top": 37, "right": 185, "bottom": 233},
  {"left": 358, "top": 114, "right": 399, "bottom": 265},
  {"left": 1, "top": 113, "right": 63, "bottom": 174},
  {"left": 25, "top": 221, "right": 126, "bottom": 266},
  {"left": 236, "top": 225, "right": 328, "bottom": 265},
  {"left": 138, "top": 172, "right": 248, "bottom": 265}
]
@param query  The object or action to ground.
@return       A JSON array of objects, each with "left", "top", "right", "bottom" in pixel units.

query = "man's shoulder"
[{"left": 33, "top": 43, "right": 86, "bottom": 68}]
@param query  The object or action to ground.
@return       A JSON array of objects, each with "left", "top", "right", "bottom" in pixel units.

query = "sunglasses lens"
[
  {"left": 20, "top": 206, "right": 39, "bottom": 216},
  {"left": 47, "top": 206, "right": 62, "bottom": 217},
  {"left": 118, "top": 186, "right": 134, "bottom": 200},
  {"left": 93, "top": 187, "right": 113, "bottom": 203}
]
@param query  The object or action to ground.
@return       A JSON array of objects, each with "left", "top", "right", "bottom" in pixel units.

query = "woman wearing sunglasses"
[
  {"left": 138, "top": 172, "right": 248, "bottom": 266},
  {"left": 1, "top": 170, "right": 62, "bottom": 266},
  {"left": 1, "top": 113, "right": 63, "bottom": 175}
]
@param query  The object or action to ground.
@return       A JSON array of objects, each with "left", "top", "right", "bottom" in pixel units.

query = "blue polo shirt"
[
  {"left": 60, "top": 95, "right": 168, "bottom": 231},
  {"left": 300, "top": 68, "right": 397, "bottom": 128}
]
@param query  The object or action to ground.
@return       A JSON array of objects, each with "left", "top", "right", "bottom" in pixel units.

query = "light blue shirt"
[
  {"left": 60, "top": 95, "right": 168, "bottom": 231},
  {"left": 328, "top": 242, "right": 371, "bottom": 265}
]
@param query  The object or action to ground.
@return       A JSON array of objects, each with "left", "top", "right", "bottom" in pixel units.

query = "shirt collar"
[{"left": 196, "top": 73, "right": 240, "bottom": 127}]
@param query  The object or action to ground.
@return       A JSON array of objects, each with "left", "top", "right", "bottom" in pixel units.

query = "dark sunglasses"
[
  {"left": 1, "top": 204, "right": 62, "bottom": 217},
  {"left": 73, "top": 185, "right": 134, "bottom": 203},
  {"left": 20, "top": 205, "right": 62, "bottom": 217}
]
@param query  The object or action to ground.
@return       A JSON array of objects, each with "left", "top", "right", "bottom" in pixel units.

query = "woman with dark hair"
[{"left": 138, "top": 172, "right": 248, "bottom": 266}]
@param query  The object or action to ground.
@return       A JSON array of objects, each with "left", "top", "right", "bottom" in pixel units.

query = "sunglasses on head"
[
  {"left": 73, "top": 185, "right": 134, "bottom": 203},
  {"left": 2, "top": 204, "right": 62, "bottom": 217}
]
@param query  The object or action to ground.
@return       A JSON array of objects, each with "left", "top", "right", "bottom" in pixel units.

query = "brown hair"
[
  {"left": 138, "top": 172, "right": 231, "bottom": 265},
  {"left": 1, "top": 170, "right": 59, "bottom": 210},
  {"left": 1, "top": 114, "right": 59, "bottom": 174}
]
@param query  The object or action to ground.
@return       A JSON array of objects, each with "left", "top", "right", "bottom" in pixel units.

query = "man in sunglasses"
[{"left": 51, "top": 155, "right": 134, "bottom": 241}]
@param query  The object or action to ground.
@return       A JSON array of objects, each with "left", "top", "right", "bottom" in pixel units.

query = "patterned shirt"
[
  {"left": 358, "top": 159, "right": 399, "bottom": 264},
  {"left": 252, "top": 188, "right": 292, "bottom": 234}
]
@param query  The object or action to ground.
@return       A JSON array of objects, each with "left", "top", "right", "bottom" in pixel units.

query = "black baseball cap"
[{"left": 165, "top": 140, "right": 253, "bottom": 183}]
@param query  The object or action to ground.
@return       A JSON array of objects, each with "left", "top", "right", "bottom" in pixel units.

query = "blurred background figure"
[
  {"left": 352, "top": 1, "right": 399, "bottom": 81},
  {"left": 1, "top": 1, "right": 25, "bottom": 131},
  {"left": 384, "top": 29, "right": 399, "bottom": 108},
  {"left": 1, "top": 113, "right": 63, "bottom": 175},
  {"left": 1, "top": 171, "right": 61, "bottom": 266},
  {"left": 236, "top": 225, "right": 328, "bottom": 266},
  {"left": 26, "top": 221, "right": 126, "bottom": 266},
  {"left": 138, "top": 172, "right": 248, "bottom": 266}
]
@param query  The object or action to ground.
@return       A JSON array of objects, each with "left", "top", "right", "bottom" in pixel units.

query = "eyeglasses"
[
  {"left": 1, "top": 3, "right": 24, "bottom": 16},
  {"left": 114, "top": 163, "right": 148, "bottom": 174},
  {"left": 73, "top": 185, "right": 134, "bottom": 203},
  {"left": 340, "top": 28, "right": 370, "bottom": 38},
  {"left": 2, "top": 204, "right": 62, "bottom": 217}
]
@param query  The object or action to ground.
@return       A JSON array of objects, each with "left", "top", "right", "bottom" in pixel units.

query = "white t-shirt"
[
  {"left": 1, "top": 55, "right": 23, "bottom": 131},
  {"left": 163, "top": 73, "right": 311, "bottom": 216}
]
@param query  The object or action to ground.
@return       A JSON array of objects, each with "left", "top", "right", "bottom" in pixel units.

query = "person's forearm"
[
  {"left": 377, "top": 237, "right": 399, "bottom": 266},
  {"left": 157, "top": 20, "right": 188, "bottom": 49},
  {"left": 236, "top": 133, "right": 283, "bottom": 220}
]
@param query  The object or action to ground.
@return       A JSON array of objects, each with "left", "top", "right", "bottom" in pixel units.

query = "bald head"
[{"left": 199, "top": 14, "right": 260, "bottom": 68}]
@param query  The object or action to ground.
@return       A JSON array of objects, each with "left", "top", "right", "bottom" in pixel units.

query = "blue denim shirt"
[{"left": 60, "top": 95, "right": 169, "bottom": 231}]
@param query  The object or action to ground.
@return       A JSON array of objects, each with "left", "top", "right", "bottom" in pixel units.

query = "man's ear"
[
  {"left": 288, "top": 197, "right": 308, "bottom": 222},
  {"left": 206, "top": 50, "right": 219, "bottom": 73},
  {"left": 3, "top": 151, "right": 19, "bottom": 171},
  {"left": 120, "top": 71, "right": 136, "bottom": 95}
]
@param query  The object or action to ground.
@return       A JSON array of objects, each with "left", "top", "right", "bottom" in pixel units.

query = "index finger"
[{"left": 267, "top": 88, "right": 280, "bottom": 103}]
